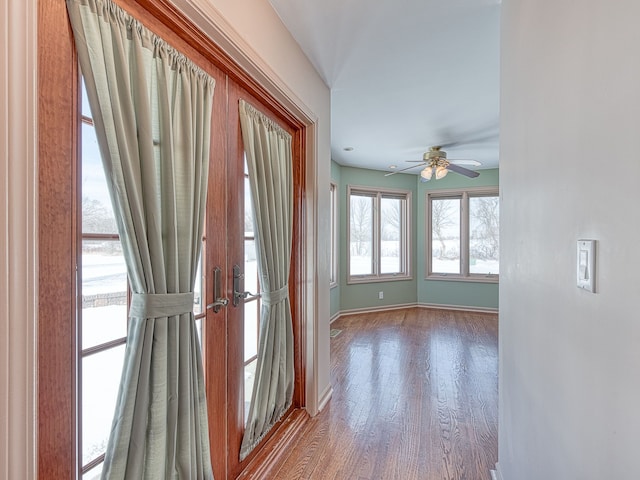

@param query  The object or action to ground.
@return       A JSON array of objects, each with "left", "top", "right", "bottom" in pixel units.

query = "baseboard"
[
  {"left": 334, "top": 302, "right": 418, "bottom": 319},
  {"left": 417, "top": 302, "right": 498, "bottom": 314},
  {"left": 331, "top": 302, "right": 498, "bottom": 323},
  {"left": 317, "top": 384, "right": 333, "bottom": 412}
]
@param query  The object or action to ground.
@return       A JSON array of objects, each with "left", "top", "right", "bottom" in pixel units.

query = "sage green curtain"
[
  {"left": 66, "top": 0, "right": 215, "bottom": 477},
  {"left": 238, "top": 100, "right": 294, "bottom": 460}
]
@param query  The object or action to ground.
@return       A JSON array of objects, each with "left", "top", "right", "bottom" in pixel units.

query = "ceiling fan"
[{"left": 384, "top": 146, "right": 481, "bottom": 180}]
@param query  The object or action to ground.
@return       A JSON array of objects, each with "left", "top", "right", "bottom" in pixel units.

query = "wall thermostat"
[{"left": 576, "top": 239, "right": 596, "bottom": 293}]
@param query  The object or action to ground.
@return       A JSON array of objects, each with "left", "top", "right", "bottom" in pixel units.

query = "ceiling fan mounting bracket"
[
  {"left": 384, "top": 145, "right": 480, "bottom": 178},
  {"left": 424, "top": 146, "right": 447, "bottom": 162}
]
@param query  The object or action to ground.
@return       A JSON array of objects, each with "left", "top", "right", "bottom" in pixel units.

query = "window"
[
  {"left": 347, "top": 186, "right": 411, "bottom": 283},
  {"left": 329, "top": 182, "right": 338, "bottom": 287},
  {"left": 79, "top": 80, "right": 128, "bottom": 479},
  {"left": 427, "top": 188, "right": 499, "bottom": 281}
]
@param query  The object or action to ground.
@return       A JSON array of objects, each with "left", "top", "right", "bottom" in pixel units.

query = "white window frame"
[
  {"left": 329, "top": 182, "right": 338, "bottom": 288},
  {"left": 426, "top": 187, "right": 499, "bottom": 283},
  {"left": 347, "top": 185, "right": 412, "bottom": 284}
]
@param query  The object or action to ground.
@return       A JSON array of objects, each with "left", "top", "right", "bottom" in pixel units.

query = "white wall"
[
  {"left": 0, "top": 1, "right": 37, "bottom": 479},
  {"left": 499, "top": 1, "right": 640, "bottom": 478}
]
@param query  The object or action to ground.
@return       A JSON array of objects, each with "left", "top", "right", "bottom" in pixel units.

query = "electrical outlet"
[{"left": 378, "top": 291, "right": 384, "bottom": 300}]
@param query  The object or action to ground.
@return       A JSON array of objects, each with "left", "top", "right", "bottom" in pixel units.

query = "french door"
[
  {"left": 38, "top": 1, "right": 306, "bottom": 477},
  {"left": 203, "top": 84, "right": 301, "bottom": 478}
]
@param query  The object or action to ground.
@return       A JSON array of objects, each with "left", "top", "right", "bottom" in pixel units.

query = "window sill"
[
  {"left": 347, "top": 274, "right": 413, "bottom": 285},
  {"left": 426, "top": 274, "right": 499, "bottom": 284}
]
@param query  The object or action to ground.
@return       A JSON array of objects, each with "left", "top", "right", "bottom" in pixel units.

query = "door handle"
[
  {"left": 233, "top": 264, "right": 261, "bottom": 307},
  {"left": 207, "top": 266, "right": 229, "bottom": 313}
]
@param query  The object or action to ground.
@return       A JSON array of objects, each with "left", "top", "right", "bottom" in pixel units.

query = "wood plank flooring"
[{"left": 273, "top": 307, "right": 498, "bottom": 480}]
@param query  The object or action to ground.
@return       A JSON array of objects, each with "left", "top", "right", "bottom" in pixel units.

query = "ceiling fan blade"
[
  {"left": 449, "top": 159, "right": 482, "bottom": 166},
  {"left": 384, "top": 163, "right": 426, "bottom": 176},
  {"left": 446, "top": 163, "right": 480, "bottom": 178},
  {"left": 436, "top": 124, "right": 499, "bottom": 149}
]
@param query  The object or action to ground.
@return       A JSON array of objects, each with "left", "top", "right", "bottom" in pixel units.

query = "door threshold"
[{"left": 237, "top": 408, "right": 310, "bottom": 479}]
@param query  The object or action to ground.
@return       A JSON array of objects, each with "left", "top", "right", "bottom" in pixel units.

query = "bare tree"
[
  {"left": 381, "top": 198, "right": 400, "bottom": 241},
  {"left": 470, "top": 196, "right": 499, "bottom": 259},
  {"left": 349, "top": 196, "right": 372, "bottom": 256},
  {"left": 82, "top": 196, "right": 117, "bottom": 234},
  {"left": 431, "top": 199, "right": 456, "bottom": 259},
  {"left": 244, "top": 211, "right": 254, "bottom": 235}
]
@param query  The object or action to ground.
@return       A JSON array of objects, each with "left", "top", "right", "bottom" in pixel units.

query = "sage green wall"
[
  {"left": 330, "top": 163, "right": 499, "bottom": 313},
  {"left": 417, "top": 168, "right": 499, "bottom": 309},
  {"left": 337, "top": 165, "right": 418, "bottom": 311}
]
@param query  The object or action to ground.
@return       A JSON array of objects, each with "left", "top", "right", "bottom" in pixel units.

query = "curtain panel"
[
  {"left": 66, "top": 0, "right": 216, "bottom": 477},
  {"left": 238, "top": 100, "right": 295, "bottom": 460}
]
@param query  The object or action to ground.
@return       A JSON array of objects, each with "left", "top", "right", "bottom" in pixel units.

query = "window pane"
[
  {"left": 349, "top": 194, "right": 373, "bottom": 275},
  {"left": 193, "top": 252, "right": 203, "bottom": 315},
  {"left": 431, "top": 198, "right": 461, "bottom": 274},
  {"left": 81, "top": 77, "right": 92, "bottom": 118},
  {"left": 380, "top": 197, "right": 402, "bottom": 274},
  {"left": 469, "top": 196, "right": 500, "bottom": 275},
  {"left": 244, "top": 299, "right": 259, "bottom": 362},
  {"left": 82, "top": 345, "right": 125, "bottom": 466},
  {"left": 243, "top": 155, "right": 260, "bottom": 425},
  {"left": 83, "top": 462, "right": 103, "bottom": 480},
  {"left": 244, "top": 358, "right": 257, "bottom": 424},
  {"left": 195, "top": 318, "right": 202, "bottom": 344},
  {"left": 244, "top": 239, "right": 258, "bottom": 297},
  {"left": 82, "top": 123, "right": 117, "bottom": 234},
  {"left": 82, "top": 240, "right": 128, "bottom": 349},
  {"left": 244, "top": 176, "right": 254, "bottom": 236}
]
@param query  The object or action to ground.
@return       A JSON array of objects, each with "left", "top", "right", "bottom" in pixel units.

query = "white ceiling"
[{"left": 268, "top": 0, "right": 501, "bottom": 175}]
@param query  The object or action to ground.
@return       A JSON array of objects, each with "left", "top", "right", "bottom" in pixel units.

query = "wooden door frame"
[{"left": 37, "top": 0, "right": 318, "bottom": 477}]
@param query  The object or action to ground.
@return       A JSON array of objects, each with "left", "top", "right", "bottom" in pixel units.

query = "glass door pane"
[
  {"left": 243, "top": 171, "right": 260, "bottom": 423},
  {"left": 81, "top": 345, "right": 126, "bottom": 466}
]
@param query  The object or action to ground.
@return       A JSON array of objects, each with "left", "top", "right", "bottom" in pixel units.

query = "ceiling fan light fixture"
[
  {"left": 435, "top": 165, "right": 448, "bottom": 179},
  {"left": 421, "top": 166, "right": 434, "bottom": 180}
]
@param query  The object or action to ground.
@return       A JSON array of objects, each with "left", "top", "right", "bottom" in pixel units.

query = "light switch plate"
[{"left": 577, "top": 239, "right": 596, "bottom": 293}]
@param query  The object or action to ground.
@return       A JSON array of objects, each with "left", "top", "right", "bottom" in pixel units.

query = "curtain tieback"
[
  {"left": 129, "top": 292, "right": 194, "bottom": 318},
  {"left": 261, "top": 285, "right": 289, "bottom": 305}
]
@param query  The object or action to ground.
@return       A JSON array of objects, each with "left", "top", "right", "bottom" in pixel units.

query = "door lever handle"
[
  {"left": 232, "top": 264, "right": 260, "bottom": 307},
  {"left": 207, "top": 266, "right": 229, "bottom": 313},
  {"left": 207, "top": 297, "right": 229, "bottom": 310},
  {"left": 234, "top": 290, "right": 261, "bottom": 302}
]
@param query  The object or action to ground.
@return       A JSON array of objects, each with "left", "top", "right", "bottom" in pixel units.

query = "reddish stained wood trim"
[
  {"left": 225, "top": 79, "right": 246, "bottom": 479},
  {"left": 134, "top": 0, "right": 305, "bottom": 131},
  {"left": 38, "top": 0, "right": 78, "bottom": 478},
  {"left": 291, "top": 123, "right": 307, "bottom": 409}
]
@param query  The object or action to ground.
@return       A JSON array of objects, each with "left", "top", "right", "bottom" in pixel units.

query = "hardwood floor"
[{"left": 273, "top": 307, "right": 498, "bottom": 480}]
